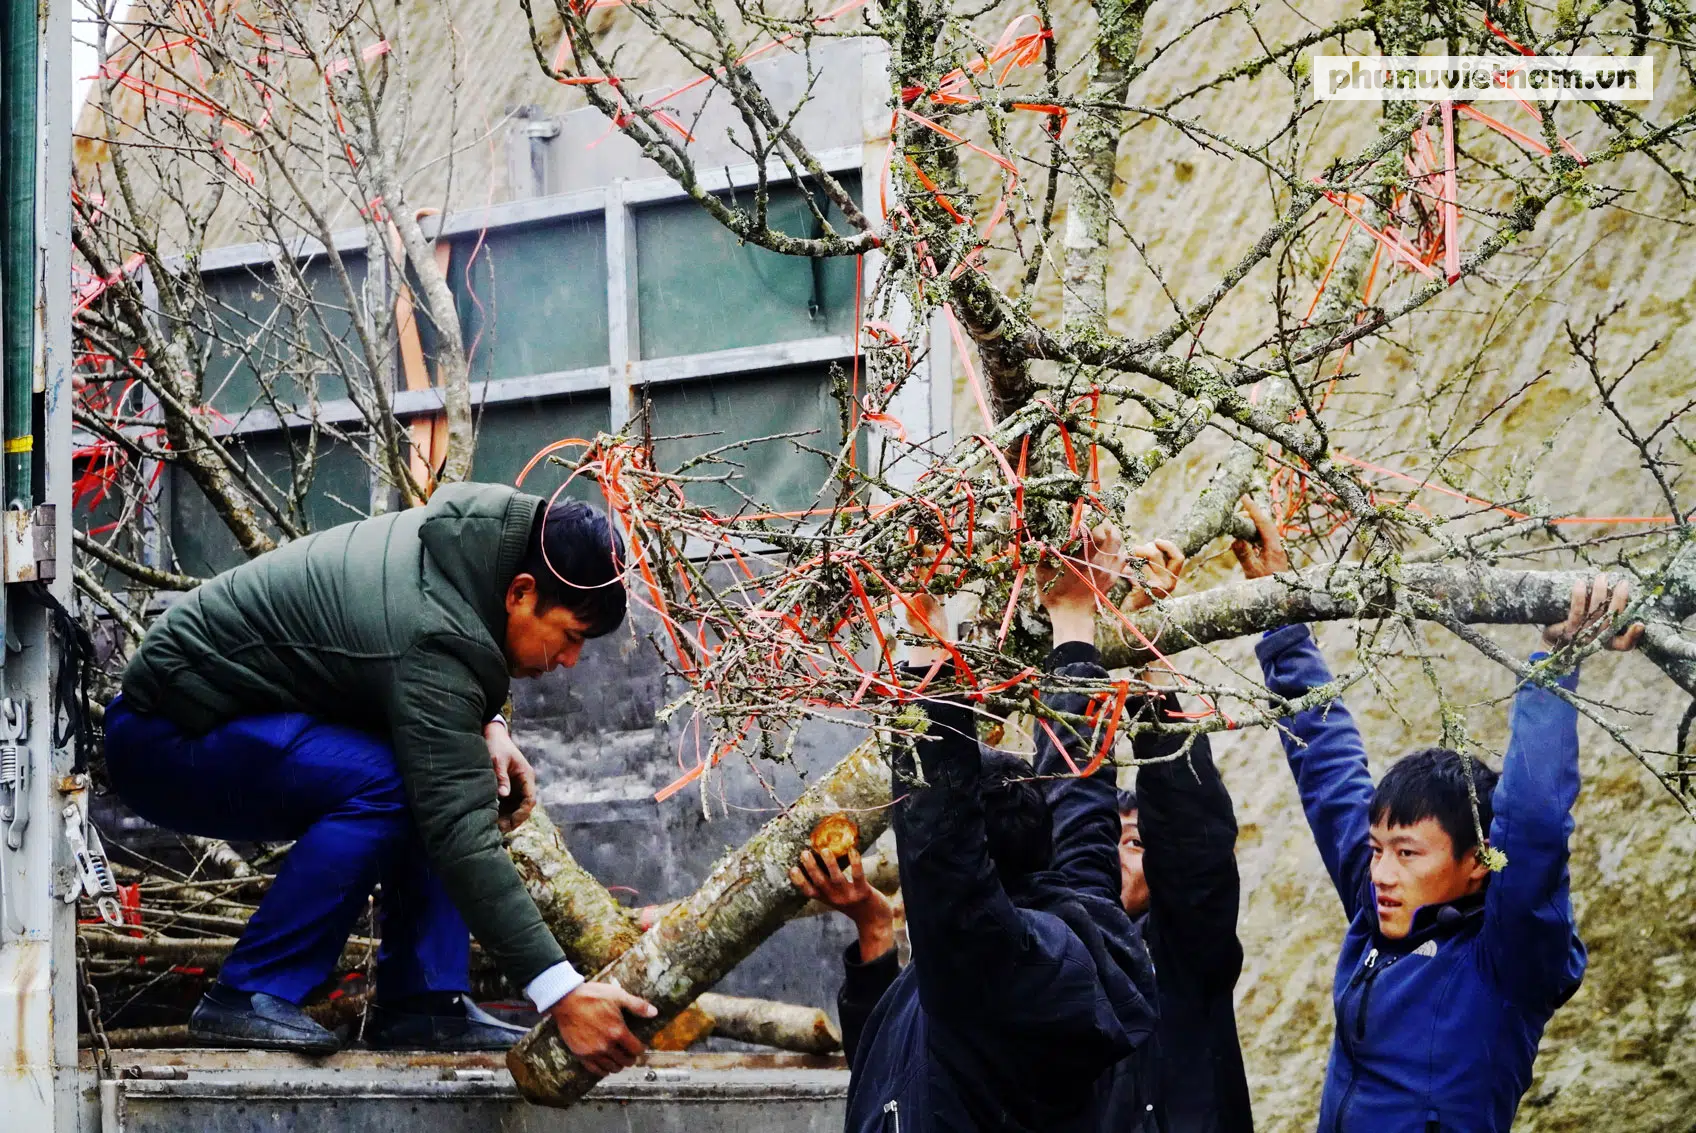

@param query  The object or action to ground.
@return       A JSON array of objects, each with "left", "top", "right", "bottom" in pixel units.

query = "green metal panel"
[
  {"left": 635, "top": 179, "right": 863, "bottom": 359},
  {"left": 168, "top": 433, "right": 371, "bottom": 577},
  {"left": 2, "top": 0, "right": 41, "bottom": 502},
  {"left": 199, "top": 254, "right": 367, "bottom": 417},
  {"left": 451, "top": 218, "right": 609, "bottom": 380},
  {"left": 465, "top": 394, "right": 609, "bottom": 504},
  {"left": 643, "top": 365, "right": 856, "bottom": 515}
]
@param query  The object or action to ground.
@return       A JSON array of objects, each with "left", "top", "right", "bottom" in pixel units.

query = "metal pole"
[
  {"left": 0, "top": 0, "right": 80, "bottom": 1127},
  {"left": 2, "top": 0, "right": 40, "bottom": 504}
]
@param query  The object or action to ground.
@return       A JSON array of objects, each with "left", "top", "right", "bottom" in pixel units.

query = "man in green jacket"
[{"left": 103, "top": 483, "right": 657, "bottom": 1064}]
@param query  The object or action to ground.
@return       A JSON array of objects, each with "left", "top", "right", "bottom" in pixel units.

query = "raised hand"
[
  {"left": 1543, "top": 575, "right": 1644, "bottom": 652},
  {"left": 790, "top": 847, "right": 895, "bottom": 963},
  {"left": 1125, "top": 539, "right": 1185, "bottom": 611},
  {"left": 1036, "top": 522, "right": 1125, "bottom": 646},
  {"left": 1231, "top": 496, "right": 1289, "bottom": 580}
]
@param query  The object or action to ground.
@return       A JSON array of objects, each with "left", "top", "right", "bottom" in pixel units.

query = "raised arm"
[
  {"left": 790, "top": 847, "right": 897, "bottom": 1064},
  {"left": 1134, "top": 697, "right": 1243, "bottom": 993},
  {"left": 890, "top": 674, "right": 1030, "bottom": 1018},
  {"left": 1033, "top": 528, "right": 1180, "bottom": 905},
  {"left": 1034, "top": 640, "right": 1123, "bottom": 903},
  {"left": 1482, "top": 577, "right": 1641, "bottom": 1009},
  {"left": 1237, "top": 500, "right": 1373, "bottom": 920}
]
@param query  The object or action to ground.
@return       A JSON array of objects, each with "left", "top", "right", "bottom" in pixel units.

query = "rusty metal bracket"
[{"left": 2, "top": 504, "right": 55, "bottom": 584}]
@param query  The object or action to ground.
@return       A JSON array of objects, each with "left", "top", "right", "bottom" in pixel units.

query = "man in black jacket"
[
  {"left": 1116, "top": 687, "right": 1253, "bottom": 1131},
  {"left": 811, "top": 536, "right": 1253, "bottom": 1133},
  {"left": 834, "top": 524, "right": 1161, "bottom": 1132}
]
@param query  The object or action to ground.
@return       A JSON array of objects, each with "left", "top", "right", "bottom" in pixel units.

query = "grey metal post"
[
  {"left": 0, "top": 0, "right": 80, "bottom": 1129},
  {"left": 604, "top": 179, "right": 638, "bottom": 433}
]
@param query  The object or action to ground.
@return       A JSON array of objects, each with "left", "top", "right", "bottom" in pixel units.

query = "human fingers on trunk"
[
  {"left": 1606, "top": 579, "right": 1644, "bottom": 651},
  {"left": 509, "top": 751, "right": 537, "bottom": 827}
]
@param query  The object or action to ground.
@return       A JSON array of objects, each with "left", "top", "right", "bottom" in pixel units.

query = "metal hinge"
[
  {"left": 0, "top": 697, "right": 27, "bottom": 934},
  {"left": 63, "top": 797, "right": 123, "bottom": 926}
]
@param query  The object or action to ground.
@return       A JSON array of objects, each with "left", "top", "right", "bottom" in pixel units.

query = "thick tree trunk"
[
  {"left": 507, "top": 739, "right": 891, "bottom": 1106},
  {"left": 509, "top": 805, "right": 861, "bottom": 1055},
  {"left": 696, "top": 993, "right": 841, "bottom": 1055},
  {"left": 505, "top": 806, "right": 644, "bottom": 968}
]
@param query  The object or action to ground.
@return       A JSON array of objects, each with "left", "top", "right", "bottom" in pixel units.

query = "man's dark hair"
[
  {"left": 1116, "top": 788, "right": 1138, "bottom": 817},
  {"left": 979, "top": 749, "right": 1053, "bottom": 884},
  {"left": 515, "top": 500, "right": 627, "bottom": 637},
  {"left": 1370, "top": 747, "right": 1500, "bottom": 859}
]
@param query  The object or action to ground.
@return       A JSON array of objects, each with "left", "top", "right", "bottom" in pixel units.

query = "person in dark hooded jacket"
[
  {"left": 1110, "top": 718, "right": 1252, "bottom": 1133},
  {"left": 1096, "top": 538, "right": 1252, "bottom": 1133},
  {"left": 820, "top": 536, "right": 1252, "bottom": 1133},
  {"left": 840, "top": 523, "right": 1161, "bottom": 1133},
  {"left": 103, "top": 484, "right": 657, "bottom": 1064}
]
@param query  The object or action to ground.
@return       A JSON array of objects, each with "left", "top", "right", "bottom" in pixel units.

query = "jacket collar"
[
  {"left": 417, "top": 483, "right": 544, "bottom": 644},
  {"left": 1374, "top": 892, "right": 1486, "bottom": 953}
]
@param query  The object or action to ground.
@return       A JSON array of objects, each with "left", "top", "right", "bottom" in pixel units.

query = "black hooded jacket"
[
  {"left": 840, "top": 645, "right": 1252, "bottom": 1133},
  {"left": 841, "top": 644, "right": 1160, "bottom": 1132},
  {"left": 1115, "top": 685, "right": 1252, "bottom": 1133}
]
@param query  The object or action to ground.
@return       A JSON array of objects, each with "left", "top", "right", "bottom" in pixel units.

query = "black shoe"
[
  {"left": 363, "top": 994, "right": 529, "bottom": 1052},
  {"left": 189, "top": 986, "right": 339, "bottom": 1055}
]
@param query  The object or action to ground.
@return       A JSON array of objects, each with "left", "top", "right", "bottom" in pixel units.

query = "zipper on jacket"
[
  {"left": 1355, "top": 949, "right": 1400, "bottom": 1042},
  {"left": 882, "top": 1099, "right": 900, "bottom": 1133},
  {"left": 1331, "top": 949, "right": 1377, "bottom": 1133}
]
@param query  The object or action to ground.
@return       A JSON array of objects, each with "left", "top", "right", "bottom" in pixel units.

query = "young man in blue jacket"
[
  {"left": 834, "top": 524, "right": 1162, "bottom": 1132},
  {"left": 1234, "top": 499, "right": 1642, "bottom": 1133}
]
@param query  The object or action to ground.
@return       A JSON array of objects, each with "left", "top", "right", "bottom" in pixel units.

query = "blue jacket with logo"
[{"left": 1254, "top": 624, "right": 1586, "bottom": 1133}]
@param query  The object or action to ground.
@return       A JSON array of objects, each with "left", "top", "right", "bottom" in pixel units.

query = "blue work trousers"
[{"left": 103, "top": 697, "right": 470, "bottom": 1004}]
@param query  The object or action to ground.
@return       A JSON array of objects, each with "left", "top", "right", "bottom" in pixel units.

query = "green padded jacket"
[{"left": 120, "top": 482, "right": 566, "bottom": 986}]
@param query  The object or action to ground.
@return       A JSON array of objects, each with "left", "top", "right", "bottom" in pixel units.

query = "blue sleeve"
[
  {"left": 1032, "top": 642, "right": 1122, "bottom": 905},
  {"left": 891, "top": 682, "right": 1032, "bottom": 1020},
  {"left": 1480, "top": 654, "right": 1588, "bottom": 1010},
  {"left": 1254, "top": 624, "right": 1374, "bottom": 921}
]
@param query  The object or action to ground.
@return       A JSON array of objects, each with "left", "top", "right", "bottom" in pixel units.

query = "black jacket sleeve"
[
  {"left": 892, "top": 672, "right": 1033, "bottom": 1020},
  {"left": 838, "top": 942, "right": 900, "bottom": 1064},
  {"left": 1032, "top": 642, "right": 1122, "bottom": 905},
  {"left": 1134, "top": 692, "right": 1243, "bottom": 994}
]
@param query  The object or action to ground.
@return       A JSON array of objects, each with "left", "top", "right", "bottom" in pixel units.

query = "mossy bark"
[
  {"left": 507, "top": 739, "right": 890, "bottom": 1107},
  {"left": 696, "top": 992, "right": 841, "bottom": 1055},
  {"left": 505, "top": 804, "right": 644, "bottom": 970},
  {"left": 1097, "top": 564, "right": 1647, "bottom": 670}
]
